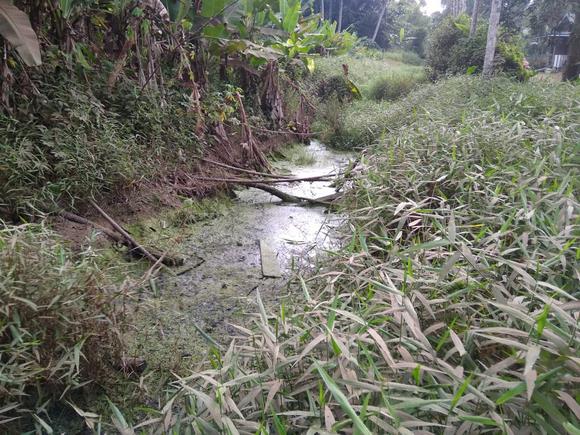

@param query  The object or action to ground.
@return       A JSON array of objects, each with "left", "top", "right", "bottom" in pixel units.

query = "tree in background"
[
  {"left": 563, "top": 4, "right": 579, "bottom": 80},
  {"left": 526, "top": 0, "right": 577, "bottom": 76},
  {"left": 307, "top": 0, "right": 430, "bottom": 55},
  {"left": 469, "top": 0, "right": 480, "bottom": 36},
  {"left": 372, "top": 0, "right": 389, "bottom": 43},
  {"left": 483, "top": 0, "right": 501, "bottom": 75},
  {"left": 443, "top": 0, "right": 467, "bottom": 17}
]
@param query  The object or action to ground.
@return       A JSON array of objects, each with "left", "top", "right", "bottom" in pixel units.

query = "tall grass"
[
  {"left": 0, "top": 223, "right": 124, "bottom": 432},
  {"left": 368, "top": 70, "right": 427, "bottom": 101},
  {"left": 128, "top": 77, "right": 579, "bottom": 433},
  {"left": 312, "top": 52, "right": 424, "bottom": 97},
  {"left": 271, "top": 143, "right": 316, "bottom": 166},
  {"left": 0, "top": 69, "right": 202, "bottom": 218},
  {"left": 309, "top": 51, "right": 426, "bottom": 150}
]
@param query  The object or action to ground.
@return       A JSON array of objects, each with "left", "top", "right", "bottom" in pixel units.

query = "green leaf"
[
  {"left": 303, "top": 56, "right": 315, "bottom": 73},
  {"left": 203, "top": 23, "right": 230, "bottom": 39},
  {"left": 564, "top": 423, "right": 580, "bottom": 435},
  {"left": 0, "top": 0, "right": 42, "bottom": 66},
  {"left": 280, "top": 0, "right": 300, "bottom": 33},
  {"left": 536, "top": 303, "right": 550, "bottom": 338},
  {"left": 107, "top": 398, "right": 134, "bottom": 434},
  {"left": 200, "top": 0, "right": 227, "bottom": 17},
  {"left": 315, "top": 362, "right": 372, "bottom": 435},
  {"left": 346, "top": 78, "right": 362, "bottom": 99},
  {"left": 496, "top": 367, "right": 561, "bottom": 405},
  {"left": 412, "top": 364, "right": 421, "bottom": 385},
  {"left": 450, "top": 375, "right": 472, "bottom": 412},
  {"left": 458, "top": 415, "right": 498, "bottom": 427}
]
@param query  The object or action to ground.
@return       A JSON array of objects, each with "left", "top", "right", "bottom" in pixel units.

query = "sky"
[{"left": 421, "top": 0, "right": 444, "bottom": 15}]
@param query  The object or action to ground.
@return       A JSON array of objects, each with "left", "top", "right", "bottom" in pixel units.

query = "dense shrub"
[
  {"left": 0, "top": 223, "right": 123, "bottom": 431},
  {"left": 0, "top": 67, "right": 202, "bottom": 218},
  {"left": 426, "top": 15, "right": 531, "bottom": 80},
  {"left": 315, "top": 74, "right": 354, "bottom": 102},
  {"left": 321, "top": 99, "right": 391, "bottom": 149}
]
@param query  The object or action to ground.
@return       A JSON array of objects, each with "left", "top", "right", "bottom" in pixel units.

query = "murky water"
[{"left": 129, "top": 142, "right": 352, "bottom": 369}]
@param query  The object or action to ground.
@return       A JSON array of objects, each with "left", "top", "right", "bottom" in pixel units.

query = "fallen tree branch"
[
  {"left": 248, "top": 183, "right": 337, "bottom": 206},
  {"left": 184, "top": 174, "right": 335, "bottom": 184},
  {"left": 199, "top": 158, "right": 293, "bottom": 179},
  {"left": 60, "top": 210, "right": 183, "bottom": 266},
  {"left": 89, "top": 200, "right": 159, "bottom": 264}
]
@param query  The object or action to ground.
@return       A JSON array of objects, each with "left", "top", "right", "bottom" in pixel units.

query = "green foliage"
[
  {"left": 168, "top": 196, "right": 232, "bottom": 227},
  {"left": 0, "top": 223, "right": 122, "bottom": 431},
  {"left": 368, "top": 69, "right": 426, "bottom": 101},
  {"left": 426, "top": 15, "right": 530, "bottom": 80},
  {"left": 141, "top": 76, "right": 580, "bottom": 434},
  {"left": 307, "top": 50, "right": 426, "bottom": 149},
  {"left": 271, "top": 142, "right": 316, "bottom": 165},
  {"left": 497, "top": 40, "right": 535, "bottom": 81},
  {"left": 0, "top": 69, "right": 202, "bottom": 216},
  {"left": 320, "top": 99, "right": 391, "bottom": 149},
  {"left": 311, "top": 50, "right": 424, "bottom": 95}
]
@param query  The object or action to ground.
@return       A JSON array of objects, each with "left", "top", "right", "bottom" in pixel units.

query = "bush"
[
  {"left": 368, "top": 70, "right": 426, "bottom": 101},
  {"left": 0, "top": 67, "right": 202, "bottom": 218},
  {"left": 0, "top": 223, "right": 122, "bottom": 431},
  {"left": 381, "top": 49, "right": 424, "bottom": 66},
  {"left": 323, "top": 99, "right": 391, "bottom": 149},
  {"left": 426, "top": 15, "right": 530, "bottom": 80}
]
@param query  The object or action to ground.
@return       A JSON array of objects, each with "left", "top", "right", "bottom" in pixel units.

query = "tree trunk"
[
  {"left": 563, "top": 8, "right": 580, "bottom": 81},
  {"left": 469, "top": 0, "right": 480, "bottom": 37},
  {"left": 448, "top": 0, "right": 466, "bottom": 17},
  {"left": 328, "top": 0, "right": 333, "bottom": 22},
  {"left": 338, "top": 0, "right": 343, "bottom": 31},
  {"left": 372, "top": 2, "right": 388, "bottom": 43},
  {"left": 321, "top": 0, "right": 325, "bottom": 20},
  {"left": 483, "top": 0, "right": 501, "bottom": 76}
]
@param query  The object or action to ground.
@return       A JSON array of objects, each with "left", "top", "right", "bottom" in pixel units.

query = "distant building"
[{"left": 549, "top": 12, "right": 574, "bottom": 70}]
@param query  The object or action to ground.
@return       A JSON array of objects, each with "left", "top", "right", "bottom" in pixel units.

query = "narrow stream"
[{"left": 130, "top": 142, "right": 352, "bottom": 368}]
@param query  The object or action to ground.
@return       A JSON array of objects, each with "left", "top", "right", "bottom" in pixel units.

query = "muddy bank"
[
  {"left": 125, "top": 141, "right": 353, "bottom": 372},
  {"left": 50, "top": 132, "right": 298, "bottom": 249}
]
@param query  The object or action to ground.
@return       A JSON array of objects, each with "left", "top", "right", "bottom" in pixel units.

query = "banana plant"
[{"left": 0, "top": 0, "right": 41, "bottom": 66}]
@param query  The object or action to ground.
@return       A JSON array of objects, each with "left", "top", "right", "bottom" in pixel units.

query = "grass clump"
[
  {"left": 309, "top": 51, "right": 426, "bottom": 149},
  {"left": 130, "top": 77, "right": 579, "bottom": 433},
  {"left": 376, "top": 48, "right": 424, "bottom": 66},
  {"left": 318, "top": 99, "right": 391, "bottom": 149},
  {"left": 312, "top": 52, "right": 424, "bottom": 96},
  {"left": 272, "top": 143, "right": 316, "bottom": 166},
  {"left": 0, "top": 223, "right": 123, "bottom": 432},
  {"left": 368, "top": 70, "right": 426, "bottom": 101}
]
